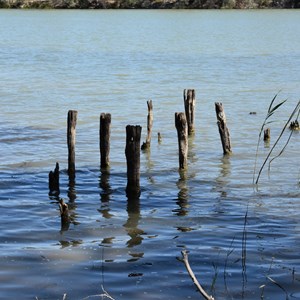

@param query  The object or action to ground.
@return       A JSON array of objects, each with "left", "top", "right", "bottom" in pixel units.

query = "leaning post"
[
  {"left": 125, "top": 125, "right": 142, "bottom": 197},
  {"left": 215, "top": 102, "right": 232, "bottom": 155},
  {"left": 67, "top": 110, "right": 78, "bottom": 180},
  {"left": 141, "top": 100, "right": 153, "bottom": 150},
  {"left": 184, "top": 89, "right": 196, "bottom": 135},
  {"left": 100, "top": 113, "right": 111, "bottom": 169},
  {"left": 175, "top": 112, "right": 188, "bottom": 169}
]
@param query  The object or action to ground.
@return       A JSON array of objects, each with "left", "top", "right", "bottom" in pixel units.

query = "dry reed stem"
[{"left": 181, "top": 250, "right": 215, "bottom": 300}]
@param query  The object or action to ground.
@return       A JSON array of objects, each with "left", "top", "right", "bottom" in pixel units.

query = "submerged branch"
[{"left": 181, "top": 250, "right": 215, "bottom": 300}]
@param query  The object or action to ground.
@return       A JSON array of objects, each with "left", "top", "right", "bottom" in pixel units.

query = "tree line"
[{"left": 1, "top": 0, "right": 299, "bottom": 9}]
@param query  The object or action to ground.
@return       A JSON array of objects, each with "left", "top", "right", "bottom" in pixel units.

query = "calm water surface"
[{"left": 0, "top": 9, "right": 300, "bottom": 300}]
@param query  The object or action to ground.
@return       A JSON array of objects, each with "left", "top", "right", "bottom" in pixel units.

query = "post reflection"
[
  {"left": 173, "top": 169, "right": 189, "bottom": 216},
  {"left": 215, "top": 156, "right": 231, "bottom": 198},
  {"left": 98, "top": 170, "right": 113, "bottom": 219},
  {"left": 124, "top": 195, "right": 144, "bottom": 248},
  {"left": 62, "top": 178, "right": 79, "bottom": 231},
  {"left": 144, "top": 147, "right": 155, "bottom": 185}
]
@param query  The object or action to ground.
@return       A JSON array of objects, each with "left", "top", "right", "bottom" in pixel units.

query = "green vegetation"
[
  {"left": 253, "top": 94, "right": 300, "bottom": 185},
  {"left": 0, "top": 0, "right": 299, "bottom": 8}
]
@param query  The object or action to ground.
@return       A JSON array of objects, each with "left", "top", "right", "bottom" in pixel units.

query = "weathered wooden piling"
[
  {"left": 59, "top": 199, "right": 70, "bottom": 231},
  {"left": 289, "top": 120, "right": 299, "bottom": 130},
  {"left": 264, "top": 128, "right": 270, "bottom": 141},
  {"left": 67, "top": 110, "right": 78, "bottom": 180},
  {"left": 175, "top": 112, "right": 188, "bottom": 169},
  {"left": 215, "top": 102, "right": 232, "bottom": 155},
  {"left": 141, "top": 100, "right": 153, "bottom": 150},
  {"left": 157, "top": 132, "right": 162, "bottom": 143},
  {"left": 49, "top": 162, "right": 60, "bottom": 195},
  {"left": 184, "top": 89, "right": 196, "bottom": 135},
  {"left": 99, "top": 113, "right": 111, "bottom": 169},
  {"left": 125, "top": 125, "right": 142, "bottom": 196}
]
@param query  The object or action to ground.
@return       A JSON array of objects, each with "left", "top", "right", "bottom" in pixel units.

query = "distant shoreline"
[{"left": 1, "top": 0, "right": 299, "bottom": 9}]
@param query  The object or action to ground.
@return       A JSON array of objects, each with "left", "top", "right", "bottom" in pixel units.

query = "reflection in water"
[
  {"left": 173, "top": 170, "right": 189, "bottom": 216},
  {"left": 187, "top": 134, "right": 197, "bottom": 164},
  {"left": 215, "top": 156, "right": 231, "bottom": 198},
  {"left": 64, "top": 179, "right": 79, "bottom": 230},
  {"left": 124, "top": 196, "right": 144, "bottom": 249},
  {"left": 143, "top": 148, "right": 155, "bottom": 185},
  {"left": 101, "top": 237, "right": 115, "bottom": 246},
  {"left": 68, "top": 178, "right": 77, "bottom": 204},
  {"left": 59, "top": 239, "right": 83, "bottom": 248},
  {"left": 98, "top": 170, "right": 113, "bottom": 219}
]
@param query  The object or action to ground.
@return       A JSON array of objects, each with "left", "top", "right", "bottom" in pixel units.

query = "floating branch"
[
  {"left": 184, "top": 89, "right": 196, "bottom": 135},
  {"left": 175, "top": 112, "right": 188, "bottom": 169},
  {"left": 49, "top": 162, "right": 60, "bottom": 195},
  {"left": 67, "top": 110, "right": 78, "bottom": 180},
  {"left": 141, "top": 100, "right": 153, "bottom": 150},
  {"left": 215, "top": 102, "right": 232, "bottom": 155},
  {"left": 100, "top": 113, "right": 111, "bottom": 169},
  {"left": 125, "top": 125, "right": 142, "bottom": 197},
  {"left": 181, "top": 250, "right": 215, "bottom": 300}
]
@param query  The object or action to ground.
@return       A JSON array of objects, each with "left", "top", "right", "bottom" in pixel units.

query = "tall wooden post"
[
  {"left": 215, "top": 102, "right": 232, "bottom": 155},
  {"left": 100, "top": 113, "right": 111, "bottom": 169},
  {"left": 49, "top": 162, "right": 60, "bottom": 195},
  {"left": 184, "top": 89, "right": 195, "bottom": 135},
  {"left": 175, "top": 112, "right": 188, "bottom": 169},
  {"left": 125, "top": 125, "right": 142, "bottom": 196},
  {"left": 141, "top": 100, "right": 153, "bottom": 150},
  {"left": 67, "top": 110, "right": 77, "bottom": 180}
]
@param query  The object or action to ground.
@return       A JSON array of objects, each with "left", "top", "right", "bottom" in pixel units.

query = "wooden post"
[
  {"left": 125, "top": 125, "right": 142, "bottom": 196},
  {"left": 157, "top": 132, "right": 162, "bottom": 143},
  {"left": 141, "top": 100, "right": 153, "bottom": 150},
  {"left": 215, "top": 102, "right": 232, "bottom": 155},
  {"left": 100, "top": 113, "right": 111, "bottom": 169},
  {"left": 49, "top": 162, "right": 59, "bottom": 195},
  {"left": 184, "top": 89, "right": 196, "bottom": 135},
  {"left": 67, "top": 110, "right": 77, "bottom": 180},
  {"left": 263, "top": 128, "right": 270, "bottom": 141},
  {"left": 175, "top": 112, "right": 188, "bottom": 169},
  {"left": 59, "top": 199, "right": 70, "bottom": 231}
]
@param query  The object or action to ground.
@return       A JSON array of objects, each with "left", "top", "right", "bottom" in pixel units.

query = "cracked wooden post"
[
  {"left": 49, "top": 162, "right": 60, "bottom": 195},
  {"left": 100, "top": 113, "right": 111, "bottom": 169},
  {"left": 215, "top": 102, "right": 232, "bottom": 155},
  {"left": 175, "top": 112, "right": 188, "bottom": 169},
  {"left": 125, "top": 125, "right": 142, "bottom": 197},
  {"left": 141, "top": 100, "right": 153, "bottom": 150},
  {"left": 67, "top": 110, "right": 77, "bottom": 180},
  {"left": 184, "top": 89, "right": 196, "bottom": 135},
  {"left": 264, "top": 128, "right": 270, "bottom": 142}
]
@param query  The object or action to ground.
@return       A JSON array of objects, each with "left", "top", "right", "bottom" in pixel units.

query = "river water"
[{"left": 0, "top": 9, "right": 300, "bottom": 300}]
